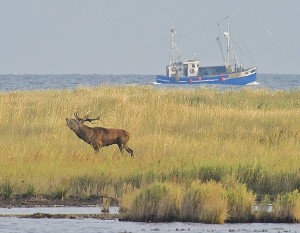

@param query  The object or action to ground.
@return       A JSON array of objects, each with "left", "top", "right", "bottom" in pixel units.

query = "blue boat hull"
[{"left": 156, "top": 68, "right": 257, "bottom": 85}]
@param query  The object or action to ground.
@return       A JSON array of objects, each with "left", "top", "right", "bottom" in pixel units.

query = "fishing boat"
[{"left": 156, "top": 17, "right": 257, "bottom": 85}]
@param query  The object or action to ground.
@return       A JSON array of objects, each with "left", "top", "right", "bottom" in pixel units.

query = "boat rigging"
[{"left": 156, "top": 17, "right": 257, "bottom": 85}]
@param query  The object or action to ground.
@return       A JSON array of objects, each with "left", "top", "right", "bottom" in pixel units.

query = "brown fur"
[{"left": 66, "top": 116, "right": 133, "bottom": 156}]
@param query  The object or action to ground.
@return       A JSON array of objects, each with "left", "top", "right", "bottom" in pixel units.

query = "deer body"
[{"left": 66, "top": 111, "right": 133, "bottom": 156}]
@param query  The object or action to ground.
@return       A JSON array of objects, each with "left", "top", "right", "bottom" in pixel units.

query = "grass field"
[{"left": 0, "top": 86, "right": 300, "bottom": 222}]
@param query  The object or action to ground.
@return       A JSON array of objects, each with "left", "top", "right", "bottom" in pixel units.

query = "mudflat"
[{"left": 0, "top": 195, "right": 118, "bottom": 208}]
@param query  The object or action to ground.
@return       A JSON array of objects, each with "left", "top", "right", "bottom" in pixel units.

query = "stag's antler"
[{"left": 74, "top": 110, "right": 101, "bottom": 124}]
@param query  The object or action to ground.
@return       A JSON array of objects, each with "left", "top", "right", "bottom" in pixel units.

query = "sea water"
[
  {"left": 0, "top": 73, "right": 300, "bottom": 92},
  {"left": 0, "top": 217, "right": 299, "bottom": 233},
  {"left": 0, "top": 206, "right": 298, "bottom": 232}
]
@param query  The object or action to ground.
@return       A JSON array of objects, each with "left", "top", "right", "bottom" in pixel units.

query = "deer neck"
[{"left": 75, "top": 124, "right": 93, "bottom": 143}]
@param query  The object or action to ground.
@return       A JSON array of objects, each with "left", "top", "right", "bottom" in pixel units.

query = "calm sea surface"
[
  {"left": 1, "top": 74, "right": 300, "bottom": 232},
  {"left": 0, "top": 73, "right": 300, "bottom": 91}
]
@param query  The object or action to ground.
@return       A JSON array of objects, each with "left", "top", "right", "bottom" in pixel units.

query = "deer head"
[{"left": 66, "top": 110, "right": 101, "bottom": 131}]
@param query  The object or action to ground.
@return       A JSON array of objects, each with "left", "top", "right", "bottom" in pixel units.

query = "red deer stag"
[{"left": 66, "top": 111, "right": 133, "bottom": 156}]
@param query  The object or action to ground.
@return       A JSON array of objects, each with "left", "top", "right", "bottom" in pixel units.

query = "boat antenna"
[{"left": 170, "top": 26, "right": 182, "bottom": 65}]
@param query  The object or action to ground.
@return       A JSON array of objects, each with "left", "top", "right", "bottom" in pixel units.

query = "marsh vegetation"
[{"left": 0, "top": 86, "right": 300, "bottom": 222}]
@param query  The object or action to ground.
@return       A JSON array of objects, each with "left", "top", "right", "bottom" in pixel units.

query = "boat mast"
[
  {"left": 226, "top": 17, "right": 230, "bottom": 69},
  {"left": 224, "top": 17, "right": 241, "bottom": 72},
  {"left": 170, "top": 26, "right": 182, "bottom": 65}
]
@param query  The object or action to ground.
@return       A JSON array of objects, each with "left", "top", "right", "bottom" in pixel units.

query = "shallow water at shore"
[
  {"left": 0, "top": 207, "right": 299, "bottom": 232},
  {"left": 0, "top": 218, "right": 299, "bottom": 233}
]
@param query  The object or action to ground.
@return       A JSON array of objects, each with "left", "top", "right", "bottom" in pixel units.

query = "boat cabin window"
[{"left": 198, "top": 66, "right": 226, "bottom": 76}]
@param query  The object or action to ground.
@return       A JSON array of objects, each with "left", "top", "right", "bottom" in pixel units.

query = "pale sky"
[{"left": 0, "top": 0, "right": 299, "bottom": 75}]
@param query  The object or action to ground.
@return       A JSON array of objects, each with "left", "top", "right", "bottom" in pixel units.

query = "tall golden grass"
[
  {"left": 120, "top": 182, "right": 182, "bottom": 222},
  {"left": 120, "top": 180, "right": 256, "bottom": 223},
  {"left": 1, "top": 86, "right": 300, "bottom": 221},
  {"left": 181, "top": 181, "right": 228, "bottom": 223}
]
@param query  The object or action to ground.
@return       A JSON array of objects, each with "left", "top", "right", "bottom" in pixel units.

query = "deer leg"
[
  {"left": 124, "top": 145, "right": 134, "bottom": 157},
  {"left": 118, "top": 144, "right": 124, "bottom": 155},
  {"left": 94, "top": 146, "right": 99, "bottom": 153}
]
